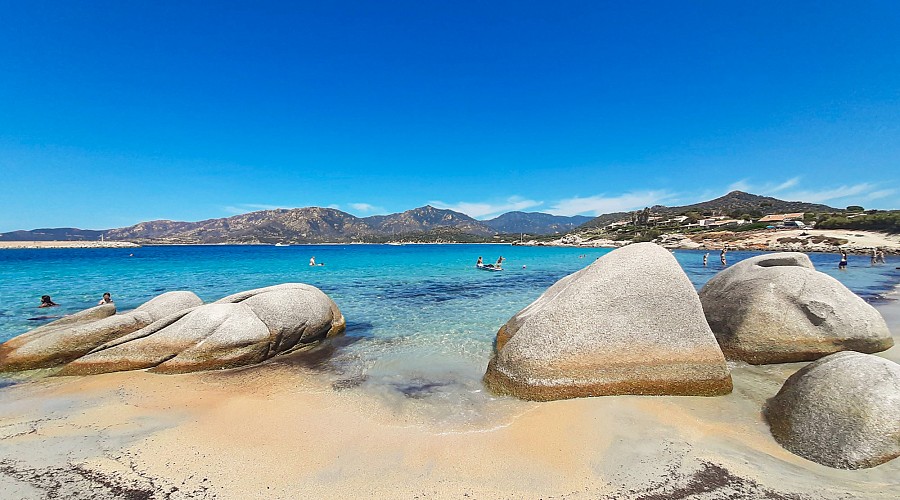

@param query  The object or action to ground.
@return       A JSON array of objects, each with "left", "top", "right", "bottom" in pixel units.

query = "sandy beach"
[
  {"left": 1, "top": 300, "right": 898, "bottom": 499},
  {"left": 0, "top": 241, "right": 140, "bottom": 250},
  {"left": 684, "top": 229, "right": 900, "bottom": 253}
]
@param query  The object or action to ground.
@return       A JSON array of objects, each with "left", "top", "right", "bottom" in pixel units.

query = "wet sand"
[{"left": 1, "top": 303, "right": 899, "bottom": 499}]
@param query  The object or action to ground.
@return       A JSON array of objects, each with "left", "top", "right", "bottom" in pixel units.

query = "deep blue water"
[{"left": 1, "top": 244, "right": 897, "bottom": 410}]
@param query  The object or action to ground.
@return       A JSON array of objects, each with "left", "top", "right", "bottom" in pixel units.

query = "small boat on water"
[
  {"left": 274, "top": 243, "right": 290, "bottom": 247},
  {"left": 477, "top": 265, "right": 503, "bottom": 272}
]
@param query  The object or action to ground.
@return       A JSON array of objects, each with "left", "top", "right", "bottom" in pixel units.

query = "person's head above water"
[{"left": 39, "top": 295, "right": 58, "bottom": 307}]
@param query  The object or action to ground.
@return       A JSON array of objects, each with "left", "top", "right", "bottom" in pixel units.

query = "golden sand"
[{"left": 1, "top": 304, "right": 899, "bottom": 499}]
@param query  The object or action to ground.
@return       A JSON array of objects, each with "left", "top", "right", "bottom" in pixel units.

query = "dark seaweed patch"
[{"left": 391, "top": 378, "right": 451, "bottom": 399}]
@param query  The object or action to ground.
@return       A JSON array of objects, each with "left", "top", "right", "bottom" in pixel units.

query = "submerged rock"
[
  {"left": 0, "top": 292, "right": 202, "bottom": 372},
  {"left": 764, "top": 351, "right": 900, "bottom": 469},
  {"left": 60, "top": 283, "right": 346, "bottom": 375},
  {"left": 699, "top": 253, "right": 892, "bottom": 364},
  {"left": 483, "top": 242, "right": 732, "bottom": 401}
]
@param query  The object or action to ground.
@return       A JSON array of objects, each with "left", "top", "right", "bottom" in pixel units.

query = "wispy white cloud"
[
  {"left": 223, "top": 203, "right": 286, "bottom": 215},
  {"left": 429, "top": 196, "right": 543, "bottom": 218},
  {"left": 866, "top": 189, "right": 896, "bottom": 201},
  {"left": 727, "top": 179, "right": 752, "bottom": 193},
  {"left": 547, "top": 190, "right": 674, "bottom": 216},
  {"left": 779, "top": 183, "right": 874, "bottom": 203},
  {"left": 767, "top": 177, "right": 801, "bottom": 194},
  {"left": 725, "top": 177, "right": 800, "bottom": 196},
  {"left": 348, "top": 202, "right": 385, "bottom": 213}
]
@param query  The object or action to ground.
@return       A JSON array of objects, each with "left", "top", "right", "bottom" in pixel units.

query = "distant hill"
[
  {"left": 1, "top": 192, "right": 845, "bottom": 244},
  {"left": 365, "top": 206, "right": 494, "bottom": 236},
  {"left": 579, "top": 191, "right": 837, "bottom": 230},
  {"left": 482, "top": 212, "right": 593, "bottom": 235},
  {"left": 3, "top": 206, "right": 496, "bottom": 244},
  {"left": 0, "top": 228, "right": 107, "bottom": 241}
]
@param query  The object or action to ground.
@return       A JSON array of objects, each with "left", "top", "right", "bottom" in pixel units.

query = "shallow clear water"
[{"left": 1, "top": 244, "right": 897, "bottom": 420}]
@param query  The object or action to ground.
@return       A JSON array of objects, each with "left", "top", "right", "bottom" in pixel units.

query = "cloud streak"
[
  {"left": 348, "top": 202, "right": 385, "bottom": 214},
  {"left": 429, "top": 196, "right": 543, "bottom": 218},
  {"left": 724, "top": 176, "right": 898, "bottom": 205},
  {"left": 778, "top": 183, "right": 876, "bottom": 203},
  {"left": 547, "top": 190, "right": 674, "bottom": 216}
]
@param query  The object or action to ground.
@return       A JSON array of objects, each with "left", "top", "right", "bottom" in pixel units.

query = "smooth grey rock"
[
  {"left": 60, "top": 283, "right": 346, "bottom": 375},
  {"left": 215, "top": 283, "right": 345, "bottom": 350},
  {"left": 764, "top": 351, "right": 900, "bottom": 469},
  {"left": 699, "top": 253, "right": 892, "bottom": 364},
  {"left": 0, "top": 292, "right": 202, "bottom": 372},
  {"left": 483, "top": 243, "right": 732, "bottom": 401},
  {"left": 135, "top": 291, "right": 204, "bottom": 322}
]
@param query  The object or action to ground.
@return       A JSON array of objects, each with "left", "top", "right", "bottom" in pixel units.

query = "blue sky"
[{"left": 1, "top": 1, "right": 898, "bottom": 232}]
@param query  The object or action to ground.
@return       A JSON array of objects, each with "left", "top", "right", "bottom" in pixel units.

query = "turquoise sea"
[{"left": 1, "top": 244, "right": 898, "bottom": 414}]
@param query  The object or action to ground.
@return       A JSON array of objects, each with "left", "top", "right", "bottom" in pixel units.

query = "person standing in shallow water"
[
  {"left": 720, "top": 248, "right": 727, "bottom": 266},
  {"left": 839, "top": 250, "right": 848, "bottom": 270},
  {"left": 703, "top": 253, "right": 709, "bottom": 266}
]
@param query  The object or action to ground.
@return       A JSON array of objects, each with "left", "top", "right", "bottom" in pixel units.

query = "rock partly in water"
[
  {"left": 699, "top": 253, "right": 892, "bottom": 364},
  {"left": 764, "top": 351, "right": 900, "bottom": 469},
  {"left": 60, "top": 283, "right": 346, "bottom": 375},
  {"left": 0, "top": 292, "right": 202, "bottom": 372},
  {"left": 483, "top": 242, "right": 732, "bottom": 401}
]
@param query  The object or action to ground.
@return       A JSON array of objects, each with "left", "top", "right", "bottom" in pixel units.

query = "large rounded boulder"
[
  {"left": 699, "top": 253, "right": 892, "bottom": 364},
  {"left": 0, "top": 292, "right": 202, "bottom": 372},
  {"left": 764, "top": 351, "right": 900, "bottom": 469},
  {"left": 60, "top": 283, "right": 346, "bottom": 375},
  {"left": 483, "top": 243, "right": 732, "bottom": 401}
]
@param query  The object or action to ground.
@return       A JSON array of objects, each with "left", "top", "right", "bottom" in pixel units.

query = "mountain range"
[
  {"left": 0, "top": 192, "right": 840, "bottom": 244},
  {"left": 0, "top": 206, "right": 591, "bottom": 244}
]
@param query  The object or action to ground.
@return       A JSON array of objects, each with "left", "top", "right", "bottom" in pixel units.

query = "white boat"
[{"left": 274, "top": 243, "right": 290, "bottom": 247}]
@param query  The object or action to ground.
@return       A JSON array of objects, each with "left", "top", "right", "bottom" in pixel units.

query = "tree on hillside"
[
  {"left": 636, "top": 207, "right": 651, "bottom": 226},
  {"left": 846, "top": 205, "right": 864, "bottom": 212}
]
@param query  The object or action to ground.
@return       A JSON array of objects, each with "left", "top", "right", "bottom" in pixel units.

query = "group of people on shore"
[{"left": 39, "top": 292, "right": 113, "bottom": 308}]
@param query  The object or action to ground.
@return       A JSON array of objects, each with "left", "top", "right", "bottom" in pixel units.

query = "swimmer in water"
[{"left": 39, "top": 295, "right": 59, "bottom": 308}]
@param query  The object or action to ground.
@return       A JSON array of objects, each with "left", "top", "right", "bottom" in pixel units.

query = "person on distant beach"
[
  {"left": 98, "top": 292, "right": 112, "bottom": 305},
  {"left": 839, "top": 250, "right": 848, "bottom": 270},
  {"left": 720, "top": 248, "right": 727, "bottom": 266},
  {"left": 703, "top": 253, "right": 709, "bottom": 266},
  {"left": 39, "top": 295, "right": 58, "bottom": 308},
  {"left": 476, "top": 256, "right": 484, "bottom": 268}
]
